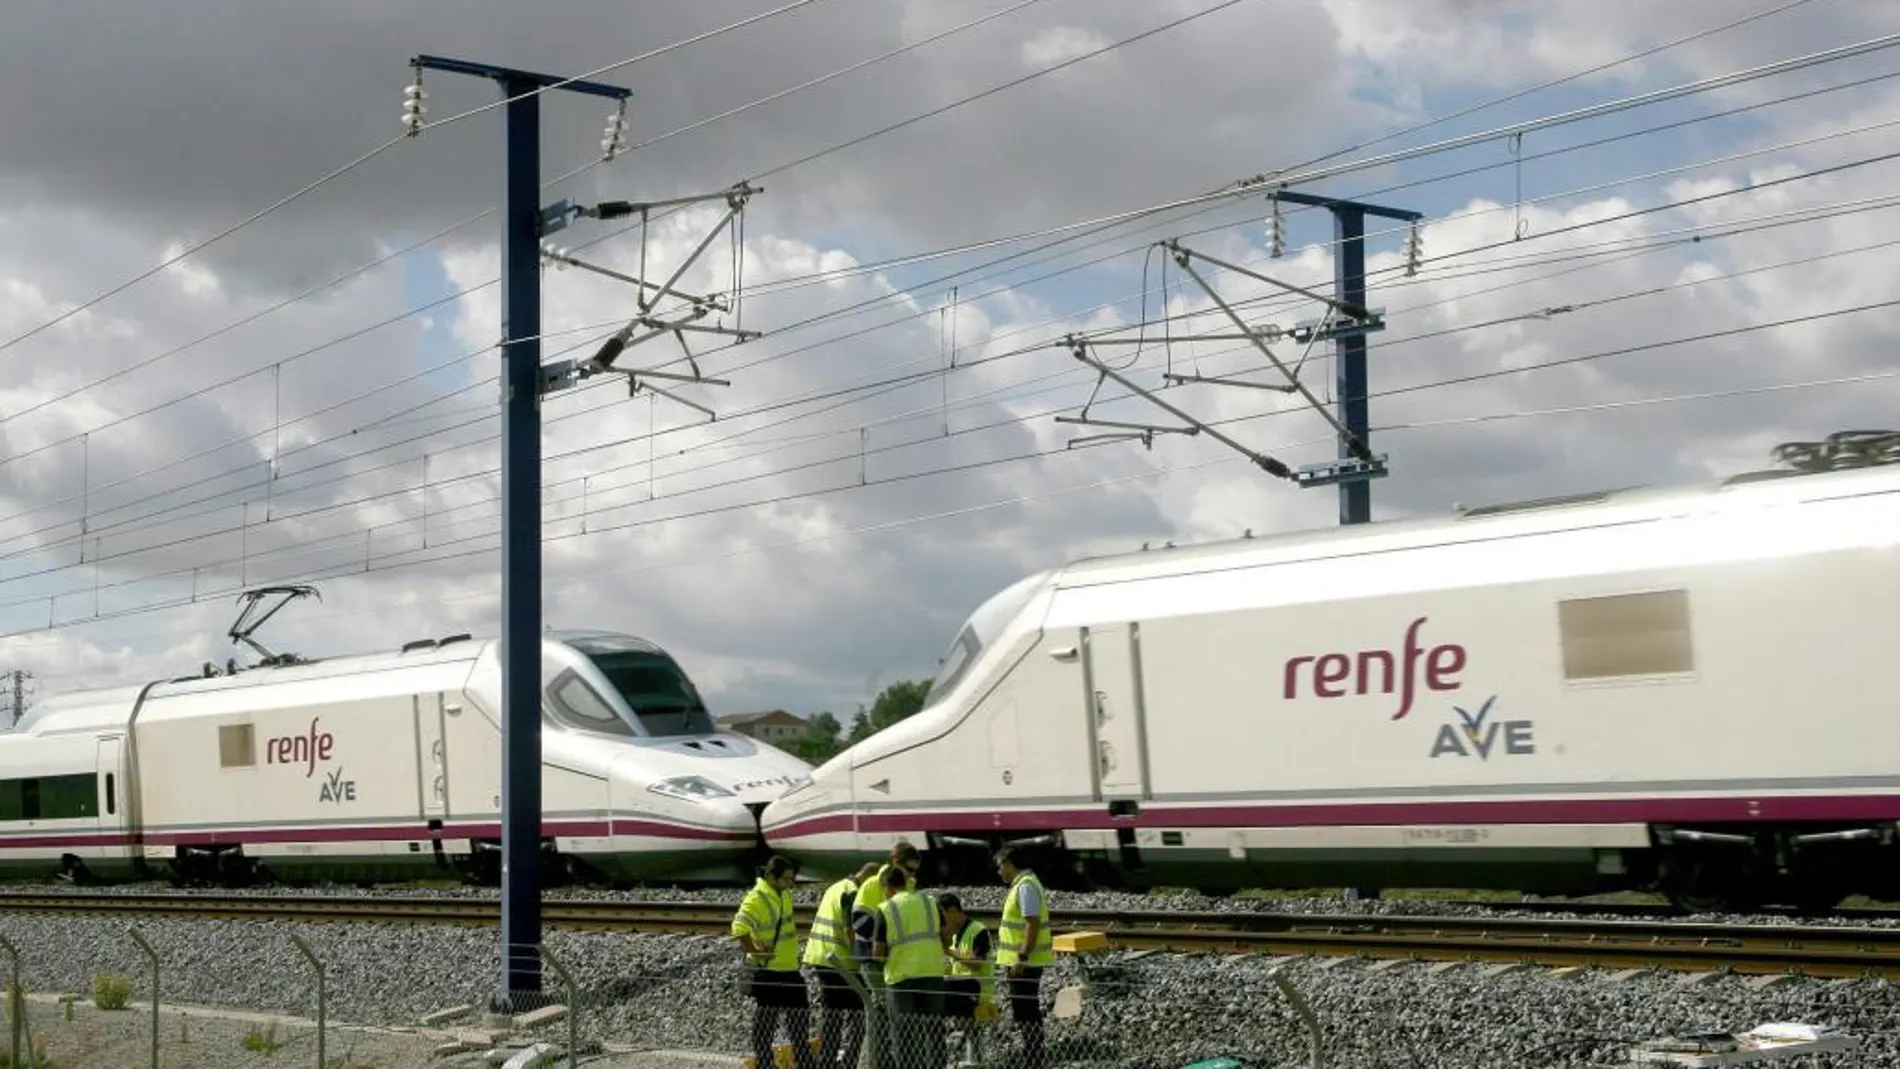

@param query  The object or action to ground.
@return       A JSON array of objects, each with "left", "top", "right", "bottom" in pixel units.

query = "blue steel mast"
[
  {"left": 1267, "top": 191, "right": 1423, "bottom": 525},
  {"left": 409, "top": 53, "right": 631, "bottom": 1008}
]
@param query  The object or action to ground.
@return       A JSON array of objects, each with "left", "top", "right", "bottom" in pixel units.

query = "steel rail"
[{"left": 6, "top": 892, "right": 1900, "bottom": 979}]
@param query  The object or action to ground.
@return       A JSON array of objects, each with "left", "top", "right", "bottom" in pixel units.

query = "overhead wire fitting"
[
  {"left": 1159, "top": 238, "right": 1379, "bottom": 467},
  {"left": 1056, "top": 333, "right": 1292, "bottom": 480},
  {"left": 539, "top": 182, "right": 764, "bottom": 421}
]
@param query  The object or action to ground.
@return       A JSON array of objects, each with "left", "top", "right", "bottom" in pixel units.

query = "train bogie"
[{"left": 762, "top": 462, "right": 1900, "bottom": 912}]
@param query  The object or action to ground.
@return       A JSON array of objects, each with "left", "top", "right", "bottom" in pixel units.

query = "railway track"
[{"left": 6, "top": 891, "right": 1900, "bottom": 980}]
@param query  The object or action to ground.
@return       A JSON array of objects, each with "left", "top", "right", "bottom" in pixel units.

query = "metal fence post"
[
  {"left": 1268, "top": 968, "right": 1324, "bottom": 1069},
  {"left": 128, "top": 927, "right": 159, "bottom": 1069},
  {"left": 289, "top": 934, "right": 325, "bottom": 1069},
  {"left": 538, "top": 944, "right": 578, "bottom": 1069},
  {"left": 0, "top": 935, "right": 21, "bottom": 1069}
]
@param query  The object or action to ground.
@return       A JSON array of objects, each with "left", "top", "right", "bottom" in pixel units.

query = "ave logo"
[
  {"left": 319, "top": 766, "right": 357, "bottom": 804},
  {"left": 1428, "top": 696, "right": 1535, "bottom": 760}
]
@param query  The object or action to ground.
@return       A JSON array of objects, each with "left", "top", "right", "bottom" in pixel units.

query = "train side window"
[
  {"left": 38, "top": 774, "right": 96, "bottom": 819},
  {"left": 219, "top": 723, "right": 256, "bottom": 768},
  {"left": 105, "top": 773, "right": 116, "bottom": 816},
  {"left": 1558, "top": 589, "right": 1694, "bottom": 680}
]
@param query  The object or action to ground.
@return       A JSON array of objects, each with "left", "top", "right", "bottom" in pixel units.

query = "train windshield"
[
  {"left": 585, "top": 649, "right": 717, "bottom": 737},
  {"left": 924, "top": 569, "right": 1050, "bottom": 706}
]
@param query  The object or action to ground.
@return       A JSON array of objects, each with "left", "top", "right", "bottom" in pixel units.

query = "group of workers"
[{"left": 730, "top": 842, "right": 1054, "bottom": 1069}]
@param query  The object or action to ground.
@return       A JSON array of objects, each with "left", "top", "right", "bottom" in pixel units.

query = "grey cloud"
[{"left": 0, "top": 0, "right": 1363, "bottom": 298}]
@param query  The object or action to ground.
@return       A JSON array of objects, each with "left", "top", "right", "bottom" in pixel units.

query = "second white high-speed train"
[
  {"left": 0, "top": 624, "right": 814, "bottom": 886},
  {"left": 762, "top": 456, "right": 1900, "bottom": 912}
]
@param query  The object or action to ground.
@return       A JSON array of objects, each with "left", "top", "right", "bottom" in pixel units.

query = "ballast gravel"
[
  {"left": 1, "top": 907, "right": 1896, "bottom": 1069},
  {"left": 19, "top": 875, "right": 1900, "bottom": 929}
]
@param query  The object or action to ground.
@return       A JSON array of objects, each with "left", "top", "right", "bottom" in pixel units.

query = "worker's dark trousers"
[
  {"left": 886, "top": 978, "right": 943, "bottom": 1069},
  {"left": 810, "top": 965, "right": 864, "bottom": 1068},
  {"left": 1006, "top": 966, "right": 1045, "bottom": 1068},
  {"left": 748, "top": 969, "right": 816, "bottom": 1069}
]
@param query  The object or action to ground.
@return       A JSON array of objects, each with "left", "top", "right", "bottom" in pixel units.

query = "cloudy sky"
[{"left": 1, "top": 0, "right": 1897, "bottom": 724}]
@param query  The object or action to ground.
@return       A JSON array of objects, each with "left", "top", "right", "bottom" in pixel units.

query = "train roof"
[
  {"left": 5, "top": 627, "right": 676, "bottom": 736},
  {"left": 1049, "top": 461, "right": 1900, "bottom": 589}
]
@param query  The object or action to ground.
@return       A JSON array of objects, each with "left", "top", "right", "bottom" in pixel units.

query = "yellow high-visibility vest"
[
  {"left": 878, "top": 890, "right": 945, "bottom": 987},
  {"left": 996, "top": 871, "right": 1053, "bottom": 968},
  {"left": 949, "top": 918, "right": 994, "bottom": 1005},
  {"left": 803, "top": 875, "right": 859, "bottom": 968},
  {"left": 731, "top": 876, "right": 798, "bottom": 971},
  {"left": 852, "top": 863, "right": 914, "bottom": 920}
]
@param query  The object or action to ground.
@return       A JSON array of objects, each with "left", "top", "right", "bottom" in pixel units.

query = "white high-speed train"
[
  {"left": 0, "top": 623, "right": 813, "bottom": 885},
  {"left": 762, "top": 456, "right": 1900, "bottom": 912}
]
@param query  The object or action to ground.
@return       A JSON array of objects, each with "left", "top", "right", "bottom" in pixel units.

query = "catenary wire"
[
  {"left": 11, "top": 349, "right": 1897, "bottom": 649},
  {"left": 10, "top": 324, "right": 1894, "bottom": 643},
  {"left": 0, "top": 0, "right": 1052, "bottom": 445},
  {"left": 0, "top": 0, "right": 833, "bottom": 366},
  {"left": 14, "top": 23, "right": 1900, "bottom": 660},
  {"left": 1237, "top": 30, "right": 1900, "bottom": 191},
  {"left": 7, "top": 37, "right": 1892, "bottom": 577},
  {"left": 408, "top": 0, "right": 837, "bottom": 134},
  {"left": 448, "top": 97, "right": 1900, "bottom": 460},
  {"left": 606, "top": 53, "right": 1900, "bottom": 394},
  {"left": 11, "top": 126, "right": 1884, "bottom": 565},
  {"left": 5, "top": 159, "right": 1891, "bottom": 580},
  {"left": 12, "top": 224, "right": 1893, "bottom": 605},
  {"left": 1271, "top": 0, "right": 1831, "bottom": 175},
  {"left": 604, "top": 22, "right": 1900, "bottom": 369},
  {"left": 1, "top": 0, "right": 1054, "bottom": 429},
  {"left": 18, "top": 13, "right": 1884, "bottom": 468},
  {"left": 0, "top": 0, "right": 1263, "bottom": 484}
]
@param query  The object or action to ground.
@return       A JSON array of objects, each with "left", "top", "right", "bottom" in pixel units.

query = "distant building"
[{"left": 716, "top": 709, "right": 807, "bottom": 745}]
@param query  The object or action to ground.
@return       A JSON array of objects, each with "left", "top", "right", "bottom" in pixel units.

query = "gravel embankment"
[
  {"left": 1, "top": 909, "right": 1896, "bottom": 1068},
  {"left": 10, "top": 876, "right": 1900, "bottom": 929}
]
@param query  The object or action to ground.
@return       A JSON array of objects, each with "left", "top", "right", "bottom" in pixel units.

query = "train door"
[
  {"left": 95, "top": 735, "right": 132, "bottom": 867},
  {"left": 415, "top": 693, "right": 451, "bottom": 820},
  {"left": 1081, "top": 623, "right": 1152, "bottom": 801}
]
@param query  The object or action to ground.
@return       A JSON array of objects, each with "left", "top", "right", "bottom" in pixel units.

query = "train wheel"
[
  {"left": 1659, "top": 852, "right": 1755, "bottom": 913},
  {"left": 57, "top": 855, "right": 91, "bottom": 886}
]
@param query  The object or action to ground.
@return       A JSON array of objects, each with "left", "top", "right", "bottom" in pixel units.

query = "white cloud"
[{"left": 1020, "top": 26, "right": 1114, "bottom": 69}]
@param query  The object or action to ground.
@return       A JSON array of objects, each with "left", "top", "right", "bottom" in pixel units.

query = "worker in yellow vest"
[
  {"left": 994, "top": 847, "right": 1053, "bottom": 1069},
  {"left": 871, "top": 865, "right": 946, "bottom": 1069},
  {"left": 802, "top": 862, "right": 879, "bottom": 1069},
  {"left": 731, "top": 854, "right": 816, "bottom": 1069},
  {"left": 849, "top": 840, "right": 921, "bottom": 1069},
  {"left": 936, "top": 892, "right": 995, "bottom": 1066}
]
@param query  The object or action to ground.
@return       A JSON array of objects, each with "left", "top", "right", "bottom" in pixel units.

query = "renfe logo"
[
  {"left": 267, "top": 717, "right": 335, "bottom": 778},
  {"left": 1282, "top": 616, "right": 1465, "bottom": 721}
]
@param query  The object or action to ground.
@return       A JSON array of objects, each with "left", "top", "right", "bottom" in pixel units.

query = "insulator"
[
  {"left": 402, "top": 62, "right": 427, "bottom": 137},
  {"left": 1404, "top": 221, "right": 1423, "bottom": 277},
  {"left": 601, "top": 102, "right": 630, "bottom": 161},
  {"left": 1268, "top": 200, "right": 1285, "bottom": 259}
]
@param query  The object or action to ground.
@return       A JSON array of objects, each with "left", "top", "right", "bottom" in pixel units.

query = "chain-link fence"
[{"left": 1, "top": 920, "right": 1894, "bottom": 1069}]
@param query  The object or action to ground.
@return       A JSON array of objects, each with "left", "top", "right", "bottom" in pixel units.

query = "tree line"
[{"left": 781, "top": 678, "right": 931, "bottom": 764}]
